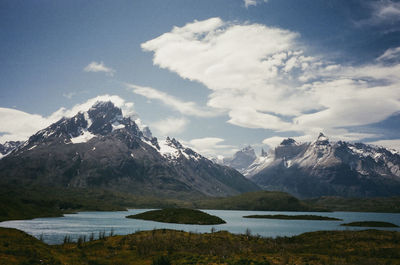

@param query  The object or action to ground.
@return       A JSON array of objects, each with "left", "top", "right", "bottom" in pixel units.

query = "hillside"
[{"left": 194, "top": 191, "right": 326, "bottom": 211}]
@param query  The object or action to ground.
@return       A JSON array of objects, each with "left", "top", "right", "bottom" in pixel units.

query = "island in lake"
[
  {"left": 341, "top": 221, "right": 399, "bottom": 227},
  {"left": 126, "top": 208, "right": 226, "bottom": 225},
  {"left": 243, "top": 214, "right": 342, "bottom": 221}
]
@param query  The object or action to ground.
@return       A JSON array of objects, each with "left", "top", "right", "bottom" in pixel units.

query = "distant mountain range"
[
  {"left": 218, "top": 133, "right": 400, "bottom": 198},
  {"left": 0, "top": 101, "right": 258, "bottom": 197},
  {"left": 244, "top": 133, "right": 400, "bottom": 198}
]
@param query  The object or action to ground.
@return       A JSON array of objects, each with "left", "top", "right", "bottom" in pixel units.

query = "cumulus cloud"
[
  {"left": 0, "top": 95, "right": 136, "bottom": 143},
  {"left": 185, "top": 137, "right": 236, "bottom": 157},
  {"left": 142, "top": 17, "right": 400, "bottom": 144},
  {"left": 127, "top": 83, "right": 219, "bottom": 117},
  {"left": 84, "top": 61, "right": 115, "bottom": 76},
  {"left": 151, "top": 117, "right": 188, "bottom": 136}
]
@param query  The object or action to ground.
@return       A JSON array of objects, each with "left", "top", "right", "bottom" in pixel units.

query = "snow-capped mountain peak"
[
  {"left": 158, "top": 137, "right": 202, "bottom": 161},
  {"left": 315, "top": 132, "right": 329, "bottom": 145},
  {"left": 15, "top": 101, "right": 149, "bottom": 153}
]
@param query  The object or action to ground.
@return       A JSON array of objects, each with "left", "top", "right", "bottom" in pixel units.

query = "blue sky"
[{"left": 1, "top": 0, "right": 400, "bottom": 157}]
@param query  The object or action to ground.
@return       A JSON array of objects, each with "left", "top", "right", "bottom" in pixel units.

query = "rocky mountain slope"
[
  {"left": 0, "top": 101, "right": 259, "bottom": 197},
  {"left": 246, "top": 133, "right": 400, "bottom": 198},
  {"left": 0, "top": 141, "right": 22, "bottom": 158}
]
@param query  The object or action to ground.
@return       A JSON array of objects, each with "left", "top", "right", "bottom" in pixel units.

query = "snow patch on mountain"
[{"left": 70, "top": 130, "right": 96, "bottom": 144}]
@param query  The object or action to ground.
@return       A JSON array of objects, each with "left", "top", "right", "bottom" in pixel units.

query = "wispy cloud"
[
  {"left": 244, "top": 0, "right": 268, "bottom": 8},
  {"left": 84, "top": 61, "right": 115, "bottom": 76},
  {"left": 62, "top": 92, "right": 77, "bottom": 99},
  {"left": 127, "top": 83, "right": 220, "bottom": 117},
  {"left": 151, "top": 117, "right": 188, "bottom": 136},
  {"left": 356, "top": 0, "right": 400, "bottom": 27},
  {"left": 377, "top": 46, "right": 400, "bottom": 61},
  {"left": 142, "top": 17, "right": 400, "bottom": 143}
]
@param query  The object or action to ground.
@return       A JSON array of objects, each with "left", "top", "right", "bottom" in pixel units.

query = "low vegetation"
[
  {"left": 1, "top": 227, "right": 400, "bottom": 264},
  {"left": 306, "top": 196, "right": 400, "bottom": 213},
  {"left": 194, "top": 191, "right": 327, "bottom": 212},
  {"left": 243, "top": 214, "right": 341, "bottom": 221},
  {"left": 126, "top": 208, "right": 226, "bottom": 225},
  {"left": 341, "top": 221, "right": 399, "bottom": 227}
]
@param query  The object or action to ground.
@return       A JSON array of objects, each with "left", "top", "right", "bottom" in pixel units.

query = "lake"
[{"left": 1, "top": 209, "right": 399, "bottom": 244}]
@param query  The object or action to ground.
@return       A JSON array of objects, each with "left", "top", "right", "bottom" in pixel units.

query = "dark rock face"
[
  {"left": 0, "top": 141, "right": 22, "bottom": 156},
  {"left": 0, "top": 101, "right": 259, "bottom": 197},
  {"left": 248, "top": 134, "right": 400, "bottom": 198}
]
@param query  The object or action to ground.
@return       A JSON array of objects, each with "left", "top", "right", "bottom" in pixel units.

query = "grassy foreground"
[
  {"left": 243, "top": 214, "right": 341, "bottom": 221},
  {"left": 1, "top": 228, "right": 400, "bottom": 265},
  {"left": 127, "top": 208, "right": 226, "bottom": 225}
]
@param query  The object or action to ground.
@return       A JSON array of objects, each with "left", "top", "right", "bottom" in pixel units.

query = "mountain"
[
  {"left": 0, "top": 101, "right": 259, "bottom": 198},
  {"left": 221, "top": 146, "right": 257, "bottom": 173},
  {"left": 246, "top": 133, "right": 400, "bottom": 198},
  {"left": 0, "top": 141, "right": 22, "bottom": 158}
]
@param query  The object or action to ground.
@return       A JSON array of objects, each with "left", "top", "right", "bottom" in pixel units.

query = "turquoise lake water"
[{"left": 1, "top": 209, "right": 399, "bottom": 244}]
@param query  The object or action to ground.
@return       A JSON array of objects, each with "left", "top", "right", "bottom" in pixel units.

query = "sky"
[{"left": 1, "top": 0, "right": 400, "bottom": 157}]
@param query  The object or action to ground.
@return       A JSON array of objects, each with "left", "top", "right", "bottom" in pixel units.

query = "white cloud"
[
  {"left": 142, "top": 18, "right": 400, "bottom": 145},
  {"left": 262, "top": 136, "right": 287, "bottom": 148},
  {"left": 127, "top": 83, "right": 219, "bottom": 117},
  {"left": 368, "top": 139, "right": 400, "bottom": 152},
  {"left": 373, "top": 0, "right": 400, "bottom": 22},
  {"left": 185, "top": 137, "right": 236, "bottom": 157},
  {"left": 151, "top": 117, "right": 188, "bottom": 136},
  {"left": 244, "top": 0, "right": 268, "bottom": 8},
  {"left": 0, "top": 108, "right": 50, "bottom": 143},
  {"left": 377, "top": 46, "right": 400, "bottom": 61},
  {"left": 62, "top": 92, "right": 77, "bottom": 99},
  {"left": 84, "top": 61, "right": 115, "bottom": 76},
  {"left": 0, "top": 95, "right": 136, "bottom": 143}
]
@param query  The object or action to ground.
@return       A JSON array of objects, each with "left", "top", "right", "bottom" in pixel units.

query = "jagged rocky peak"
[
  {"left": 87, "top": 101, "right": 124, "bottom": 135},
  {"left": 165, "top": 136, "right": 183, "bottom": 149},
  {"left": 240, "top": 146, "right": 256, "bottom": 156},
  {"left": 315, "top": 132, "right": 329, "bottom": 145},
  {"left": 275, "top": 138, "right": 306, "bottom": 159},
  {"left": 280, "top": 138, "right": 297, "bottom": 146},
  {"left": 23, "top": 100, "right": 147, "bottom": 148}
]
